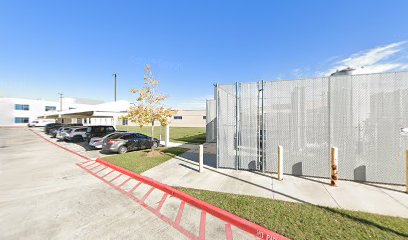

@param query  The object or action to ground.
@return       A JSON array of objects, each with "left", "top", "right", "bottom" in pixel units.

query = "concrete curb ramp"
[{"left": 30, "top": 129, "right": 288, "bottom": 240}]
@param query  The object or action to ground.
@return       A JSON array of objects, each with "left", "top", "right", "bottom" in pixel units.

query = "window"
[
  {"left": 203, "top": 116, "right": 206, "bottom": 120},
  {"left": 122, "top": 134, "right": 136, "bottom": 140},
  {"left": 122, "top": 119, "right": 128, "bottom": 125},
  {"left": 135, "top": 133, "right": 148, "bottom": 139},
  {"left": 15, "top": 104, "right": 29, "bottom": 111},
  {"left": 174, "top": 116, "right": 183, "bottom": 120},
  {"left": 15, "top": 117, "right": 29, "bottom": 123},
  {"left": 45, "top": 106, "right": 57, "bottom": 111}
]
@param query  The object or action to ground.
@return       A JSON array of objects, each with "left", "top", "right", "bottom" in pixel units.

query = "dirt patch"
[{"left": 146, "top": 150, "right": 164, "bottom": 158}]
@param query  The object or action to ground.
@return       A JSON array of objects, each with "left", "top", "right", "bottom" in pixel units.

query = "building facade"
[
  {"left": 122, "top": 110, "right": 206, "bottom": 128},
  {"left": 1, "top": 97, "right": 207, "bottom": 128},
  {"left": 0, "top": 97, "right": 99, "bottom": 126}
]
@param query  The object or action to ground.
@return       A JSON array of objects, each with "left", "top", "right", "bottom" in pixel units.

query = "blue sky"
[{"left": 1, "top": 0, "right": 407, "bottom": 109}]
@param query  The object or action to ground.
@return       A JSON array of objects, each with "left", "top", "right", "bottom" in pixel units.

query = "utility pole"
[
  {"left": 112, "top": 73, "right": 118, "bottom": 101},
  {"left": 58, "top": 93, "right": 64, "bottom": 111}
]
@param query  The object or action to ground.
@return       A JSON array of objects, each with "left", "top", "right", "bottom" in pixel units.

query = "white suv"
[{"left": 65, "top": 127, "right": 88, "bottom": 142}]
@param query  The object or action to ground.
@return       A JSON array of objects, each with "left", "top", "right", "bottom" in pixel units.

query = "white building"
[
  {"left": 1, "top": 97, "right": 207, "bottom": 128},
  {"left": 0, "top": 97, "right": 100, "bottom": 126}
]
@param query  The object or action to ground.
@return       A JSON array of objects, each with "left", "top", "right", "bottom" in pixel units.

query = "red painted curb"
[
  {"left": 96, "top": 158, "right": 289, "bottom": 240},
  {"left": 28, "top": 129, "right": 288, "bottom": 240},
  {"left": 29, "top": 129, "right": 90, "bottom": 161}
]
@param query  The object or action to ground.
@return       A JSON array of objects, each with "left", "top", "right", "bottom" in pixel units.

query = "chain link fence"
[{"left": 209, "top": 71, "right": 408, "bottom": 184}]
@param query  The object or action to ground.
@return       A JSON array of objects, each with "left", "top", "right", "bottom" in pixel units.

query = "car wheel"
[
  {"left": 73, "top": 136, "right": 83, "bottom": 142},
  {"left": 151, "top": 142, "right": 158, "bottom": 149},
  {"left": 118, "top": 146, "right": 128, "bottom": 154}
]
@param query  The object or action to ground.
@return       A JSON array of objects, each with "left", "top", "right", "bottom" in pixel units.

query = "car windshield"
[{"left": 86, "top": 127, "right": 92, "bottom": 133}]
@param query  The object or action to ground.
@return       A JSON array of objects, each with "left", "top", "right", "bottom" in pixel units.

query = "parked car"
[
  {"left": 65, "top": 127, "right": 87, "bottom": 142},
  {"left": 49, "top": 126, "right": 63, "bottom": 137},
  {"left": 44, "top": 123, "right": 63, "bottom": 134},
  {"left": 85, "top": 125, "right": 116, "bottom": 142},
  {"left": 102, "top": 132, "right": 160, "bottom": 154},
  {"left": 45, "top": 123, "right": 83, "bottom": 135},
  {"left": 89, "top": 131, "right": 126, "bottom": 149},
  {"left": 56, "top": 127, "right": 71, "bottom": 140},
  {"left": 28, "top": 119, "right": 55, "bottom": 127}
]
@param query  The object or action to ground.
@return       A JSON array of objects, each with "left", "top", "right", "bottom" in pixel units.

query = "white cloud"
[{"left": 322, "top": 41, "right": 408, "bottom": 76}]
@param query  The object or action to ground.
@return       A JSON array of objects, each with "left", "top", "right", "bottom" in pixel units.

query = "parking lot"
[
  {"left": 0, "top": 127, "right": 196, "bottom": 239},
  {"left": 0, "top": 127, "right": 261, "bottom": 240}
]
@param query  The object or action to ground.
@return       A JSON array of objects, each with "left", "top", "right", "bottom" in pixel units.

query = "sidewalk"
[{"left": 142, "top": 145, "right": 408, "bottom": 219}]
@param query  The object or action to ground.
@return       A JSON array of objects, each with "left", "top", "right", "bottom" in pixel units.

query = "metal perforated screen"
[
  {"left": 206, "top": 99, "right": 216, "bottom": 143},
  {"left": 215, "top": 72, "right": 408, "bottom": 184},
  {"left": 263, "top": 77, "right": 330, "bottom": 177},
  {"left": 217, "top": 84, "right": 237, "bottom": 169}
]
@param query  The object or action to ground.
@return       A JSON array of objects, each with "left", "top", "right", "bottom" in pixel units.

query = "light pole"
[
  {"left": 112, "top": 73, "right": 118, "bottom": 101},
  {"left": 58, "top": 93, "right": 64, "bottom": 111}
]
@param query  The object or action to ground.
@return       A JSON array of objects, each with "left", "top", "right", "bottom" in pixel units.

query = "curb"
[
  {"left": 97, "top": 158, "right": 288, "bottom": 240},
  {"left": 29, "top": 129, "right": 288, "bottom": 240}
]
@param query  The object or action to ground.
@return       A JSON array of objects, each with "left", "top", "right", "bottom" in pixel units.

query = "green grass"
[
  {"left": 116, "top": 126, "right": 206, "bottom": 144},
  {"left": 102, "top": 147, "right": 189, "bottom": 174},
  {"left": 176, "top": 187, "right": 408, "bottom": 240}
]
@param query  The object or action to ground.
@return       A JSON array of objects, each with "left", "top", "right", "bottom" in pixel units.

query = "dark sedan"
[{"left": 102, "top": 132, "right": 160, "bottom": 154}]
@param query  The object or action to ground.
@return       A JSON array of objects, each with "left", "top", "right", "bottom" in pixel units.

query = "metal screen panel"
[
  {"left": 330, "top": 72, "right": 408, "bottom": 184},
  {"left": 239, "top": 82, "right": 259, "bottom": 170},
  {"left": 215, "top": 71, "right": 408, "bottom": 184},
  {"left": 217, "top": 84, "right": 237, "bottom": 169},
  {"left": 264, "top": 78, "right": 330, "bottom": 177},
  {"left": 206, "top": 99, "right": 216, "bottom": 143}
]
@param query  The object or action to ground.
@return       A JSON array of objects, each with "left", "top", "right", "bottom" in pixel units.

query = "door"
[{"left": 124, "top": 134, "right": 139, "bottom": 150}]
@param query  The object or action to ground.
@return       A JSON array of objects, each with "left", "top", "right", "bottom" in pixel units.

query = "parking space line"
[
  {"left": 199, "top": 210, "right": 206, "bottom": 240},
  {"left": 78, "top": 160, "right": 92, "bottom": 166},
  {"left": 129, "top": 182, "right": 143, "bottom": 194},
  {"left": 140, "top": 187, "right": 155, "bottom": 203},
  {"left": 225, "top": 223, "right": 233, "bottom": 240},
  {"left": 156, "top": 193, "right": 168, "bottom": 211},
  {"left": 109, "top": 173, "right": 122, "bottom": 183},
  {"left": 117, "top": 177, "right": 132, "bottom": 188},
  {"left": 101, "top": 169, "right": 114, "bottom": 178},
  {"left": 81, "top": 161, "right": 96, "bottom": 168},
  {"left": 94, "top": 167, "right": 107, "bottom": 174},
  {"left": 88, "top": 164, "right": 101, "bottom": 171},
  {"left": 84, "top": 162, "right": 99, "bottom": 169},
  {"left": 174, "top": 201, "right": 186, "bottom": 226},
  {"left": 76, "top": 162, "right": 197, "bottom": 240}
]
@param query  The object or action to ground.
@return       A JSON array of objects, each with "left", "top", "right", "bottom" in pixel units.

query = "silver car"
[
  {"left": 64, "top": 127, "right": 87, "bottom": 142},
  {"left": 56, "top": 127, "right": 71, "bottom": 140},
  {"left": 89, "top": 131, "right": 128, "bottom": 149}
]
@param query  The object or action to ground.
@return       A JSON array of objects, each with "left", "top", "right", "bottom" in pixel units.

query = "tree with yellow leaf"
[{"left": 126, "top": 64, "right": 175, "bottom": 145}]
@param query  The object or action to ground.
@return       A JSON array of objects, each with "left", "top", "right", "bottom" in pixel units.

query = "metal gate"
[{"left": 215, "top": 71, "right": 408, "bottom": 184}]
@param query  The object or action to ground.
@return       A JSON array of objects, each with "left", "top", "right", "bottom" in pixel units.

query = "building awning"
[{"left": 39, "top": 100, "right": 130, "bottom": 119}]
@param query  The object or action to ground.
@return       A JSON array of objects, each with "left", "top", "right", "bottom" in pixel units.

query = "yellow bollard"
[
  {"left": 331, "top": 146, "right": 338, "bottom": 187},
  {"left": 277, "top": 145, "right": 283, "bottom": 180}
]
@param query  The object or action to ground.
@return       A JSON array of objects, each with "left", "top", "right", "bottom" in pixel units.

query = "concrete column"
[
  {"left": 277, "top": 145, "right": 283, "bottom": 180},
  {"left": 331, "top": 146, "right": 338, "bottom": 187},
  {"left": 199, "top": 145, "right": 204, "bottom": 173},
  {"left": 165, "top": 125, "right": 170, "bottom": 147}
]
